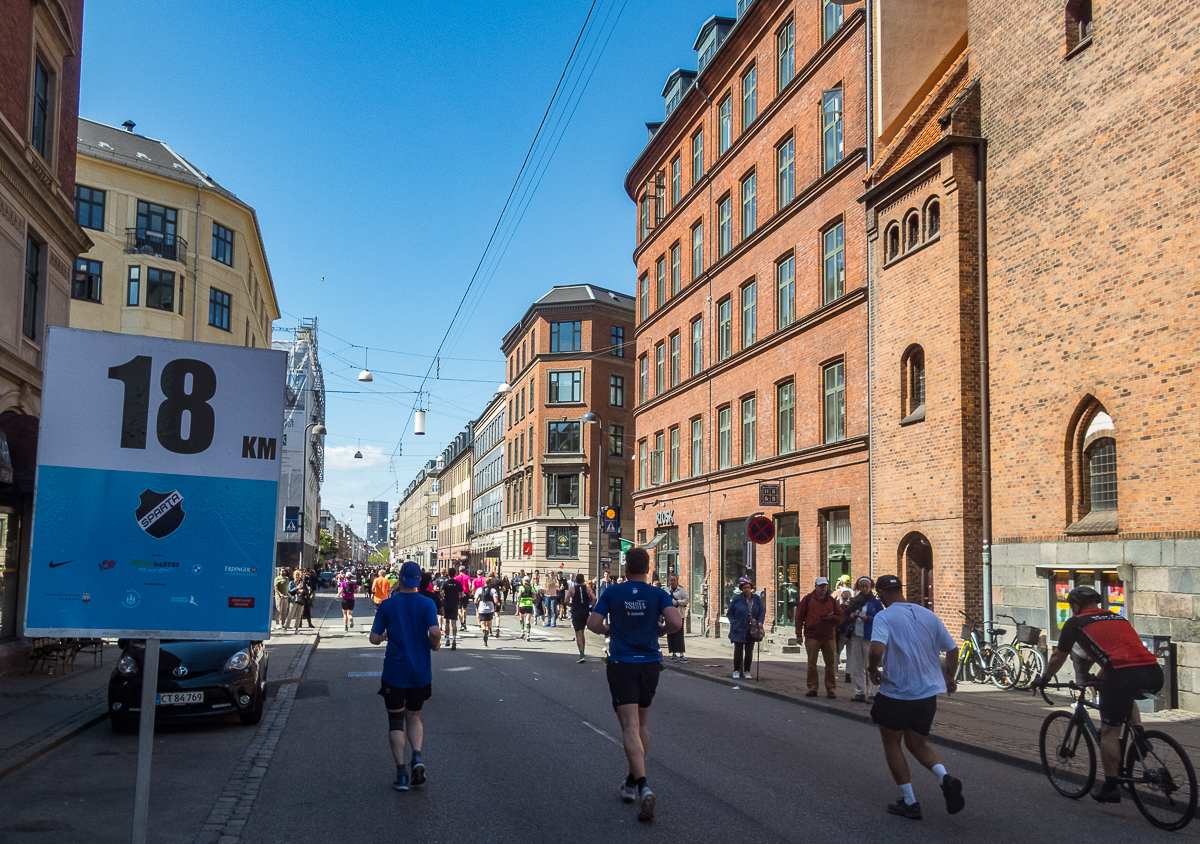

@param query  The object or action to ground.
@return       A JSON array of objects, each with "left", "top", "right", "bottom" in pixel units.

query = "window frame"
[
  {"left": 548, "top": 473, "right": 580, "bottom": 508},
  {"left": 777, "top": 136, "right": 795, "bottom": 209},
  {"left": 741, "top": 281, "right": 757, "bottom": 348},
  {"left": 777, "top": 19, "right": 795, "bottom": 91},
  {"left": 208, "top": 286, "right": 232, "bottom": 331},
  {"left": 822, "top": 87, "right": 845, "bottom": 173},
  {"left": 741, "top": 171, "right": 757, "bottom": 238},
  {"left": 73, "top": 185, "right": 106, "bottom": 231},
  {"left": 691, "top": 317, "right": 704, "bottom": 376},
  {"left": 718, "top": 405, "right": 732, "bottom": 469},
  {"left": 639, "top": 355, "right": 649, "bottom": 403},
  {"left": 72, "top": 258, "right": 102, "bottom": 303},
  {"left": 146, "top": 267, "right": 176, "bottom": 313},
  {"left": 546, "top": 526, "right": 580, "bottom": 559},
  {"left": 741, "top": 395, "right": 756, "bottom": 464},
  {"left": 822, "top": 0, "right": 844, "bottom": 43},
  {"left": 670, "top": 243, "right": 681, "bottom": 295},
  {"left": 669, "top": 332, "right": 680, "bottom": 388},
  {"left": 692, "top": 129, "right": 705, "bottom": 185},
  {"left": 822, "top": 222, "right": 845, "bottom": 305},
  {"left": 23, "top": 236, "right": 41, "bottom": 340},
  {"left": 547, "top": 369, "right": 582, "bottom": 404},
  {"left": 717, "top": 297, "right": 733, "bottom": 362},
  {"left": 127, "top": 265, "right": 140, "bottom": 307},
  {"left": 31, "top": 56, "right": 51, "bottom": 158},
  {"left": 718, "top": 95, "right": 732, "bottom": 155},
  {"left": 669, "top": 426, "right": 680, "bottom": 482},
  {"left": 611, "top": 324, "right": 625, "bottom": 357},
  {"left": 717, "top": 195, "right": 732, "bottom": 258},
  {"left": 549, "top": 320, "right": 582, "bottom": 352},
  {"left": 671, "top": 155, "right": 682, "bottom": 206},
  {"left": 639, "top": 275, "right": 649, "bottom": 323},
  {"left": 742, "top": 64, "right": 757, "bottom": 129},
  {"left": 823, "top": 361, "right": 846, "bottom": 444},
  {"left": 777, "top": 254, "right": 795, "bottom": 330},
  {"left": 610, "top": 374, "right": 625, "bottom": 407},
  {"left": 777, "top": 381, "right": 795, "bottom": 454},
  {"left": 212, "top": 222, "right": 235, "bottom": 266},
  {"left": 546, "top": 421, "right": 582, "bottom": 454},
  {"left": 690, "top": 417, "right": 703, "bottom": 477},
  {"left": 656, "top": 256, "right": 666, "bottom": 308},
  {"left": 654, "top": 342, "right": 665, "bottom": 395},
  {"left": 691, "top": 222, "right": 704, "bottom": 279},
  {"left": 610, "top": 423, "right": 625, "bottom": 457}
]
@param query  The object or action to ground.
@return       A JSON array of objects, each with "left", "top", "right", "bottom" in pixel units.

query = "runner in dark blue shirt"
[
  {"left": 589, "top": 547, "right": 681, "bottom": 822},
  {"left": 370, "top": 561, "right": 440, "bottom": 792}
]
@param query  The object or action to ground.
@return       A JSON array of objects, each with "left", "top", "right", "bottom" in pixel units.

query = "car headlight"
[
  {"left": 117, "top": 655, "right": 139, "bottom": 676},
  {"left": 224, "top": 650, "right": 251, "bottom": 672}
]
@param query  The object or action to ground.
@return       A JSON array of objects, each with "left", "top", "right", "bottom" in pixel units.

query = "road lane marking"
[
  {"left": 347, "top": 671, "right": 381, "bottom": 677},
  {"left": 442, "top": 666, "right": 473, "bottom": 672},
  {"left": 582, "top": 721, "right": 621, "bottom": 745}
]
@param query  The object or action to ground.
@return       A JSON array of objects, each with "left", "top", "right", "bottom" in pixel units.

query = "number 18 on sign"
[{"left": 24, "top": 328, "right": 286, "bottom": 639}]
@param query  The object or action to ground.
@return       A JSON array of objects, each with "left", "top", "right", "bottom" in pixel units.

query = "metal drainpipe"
[
  {"left": 976, "top": 140, "right": 993, "bottom": 627},
  {"left": 864, "top": 0, "right": 874, "bottom": 578},
  {"left": 694, "top": 76, "right": 717, "bottom": 638},
  {"left": 192, "top": 185, "right": 201, "bottom": 341}
]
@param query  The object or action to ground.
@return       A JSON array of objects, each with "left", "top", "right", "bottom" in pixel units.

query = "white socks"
[
  {"left": 899, "top": 783, "right": 916, "bottom": 805},
  {"left": 932, "top": 764, "right": 948, "bottom": 783}
]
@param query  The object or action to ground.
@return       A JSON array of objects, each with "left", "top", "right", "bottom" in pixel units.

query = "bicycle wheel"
[
  {"left": 1124, "top": 729, "right": 1198, "bottom": 830},
  {"left": 990, "top": 645, "right": 1021, "bottom": 690},
  {"left": 1039, "top": 711, "right": 1096, "bottom": 798},
  {"left": 1017, "top": 646, "right": 1045, "bottom": 689}
]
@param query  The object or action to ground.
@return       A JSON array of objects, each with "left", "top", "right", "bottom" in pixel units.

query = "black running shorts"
[
  {"left": 606, "top": 661, "right": 661, "bottom": 710},
  {"left": 870, "top": 693, "right": 938, "bottom": 736},
  {"left": 571, "top": 612, "right": 589, "bottom": 632},
  {"left": 379, "top": 682, "right": 432, "bottom": 712},
  {"left": 1099, "top": 663, "right": 1164, "bottom": 726}
]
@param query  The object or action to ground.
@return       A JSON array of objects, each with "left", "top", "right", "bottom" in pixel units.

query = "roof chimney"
[{"left": 122, "top": 120, "right": 136, "bottom": 132}]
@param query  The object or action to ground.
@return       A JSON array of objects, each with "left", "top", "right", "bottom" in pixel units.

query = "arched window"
[
  {"left": 1087, "top": 437, "right": 1117, "bottom": 510},
  {"left": 886, "top": 224, "right": 900, "bottom": 262},
  {"left": 900, "top": 345, "right": 925, "bottom": 423},
  {"left": 925, "top": 198, "right": 940, "bottom": 238},
  {"left": 1067, "top": 404, "right": 1118, "bottom": 533},
  {"left": 905, "top": 212, "right": 920, "bottom": 250}
]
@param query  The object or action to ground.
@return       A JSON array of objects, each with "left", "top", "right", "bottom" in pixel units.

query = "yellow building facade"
[{"left": 70, "top": 119, "right": 278, "bottom": 346}]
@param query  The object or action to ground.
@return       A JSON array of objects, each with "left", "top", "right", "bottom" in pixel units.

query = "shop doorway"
[
  {"left": 654, "top": 527, "right": 678, "bottom": 586},
  {"left": 775, "top": 513, "right": 799, "bottom": 627},
  {"left": 902, "top": 533, "right": 934, "bottom": 610},
  {"left": 688, "top": 524, "right": 705, "bottom": 629}
]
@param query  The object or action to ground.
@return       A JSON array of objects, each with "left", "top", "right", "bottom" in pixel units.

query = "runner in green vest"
[{"left": 517, "top": 576, "right": 536, "bottom": 639}]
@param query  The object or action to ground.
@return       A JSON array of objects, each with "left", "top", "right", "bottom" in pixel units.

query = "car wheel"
[
  {"left": 239, "top": 688, "right": 264, "bottom": 725},
  {"left": 110, "top": 712, "right": 138, "bottom": 733}
]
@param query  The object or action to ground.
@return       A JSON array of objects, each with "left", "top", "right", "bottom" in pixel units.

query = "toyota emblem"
[{"left": 172, "top": 666, "right": 188, "bottom": 678}]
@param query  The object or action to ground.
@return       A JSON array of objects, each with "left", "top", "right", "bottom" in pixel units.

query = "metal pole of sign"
[{"left": 131, "top": 637, "right": 160, "bottom": 844}]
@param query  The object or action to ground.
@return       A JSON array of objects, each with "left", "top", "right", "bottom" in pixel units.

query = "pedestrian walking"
[
  {"left": 285, "top": 570, "right": 307, "bottom": 632},
  {"left": 516, "top": 576, "right": 536, "bottom": 638},
  {"left": 568, "top": 573, "right": 595, "bottom": 663},
  {"left": 725, "top": 576, "right": 764, "bottom": 679},
  {"left": 543, "top": 574, "right": 559, "bottom": 627},
  {"left": 369, "top": 561, "right": 441, "bottom": 792},
  {"left": 338, "top": 571, "right": 357, "bottom": 631},
  {"left": 846, "top": 576, "right": 884, "bottom": 702},
  {"left": 300, "top": 569, "right": 317, "bottom": 629},
  {"left": 598, "top": 571, "right": 613, "bottom": 599},
  {"left": 866, "top": 574, "right": 964, "bottom": 820},
  {"left": 665, "top": 574, "right": 689, "bottom": 663},
  {"left": 588, "top": 547, "right": 682, "bottom": 822},
  {"left": 795, "top": 577, "right": 844, "bottom": 698}
]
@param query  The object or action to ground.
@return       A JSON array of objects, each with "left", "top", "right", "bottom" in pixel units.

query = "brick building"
[
  {"left": 626, "top": 0, "right": 869, "bottom": 633},
  {"left": 499, "top": 285, "right": 636, "bottom": 581},
  {"left": 436, "top": 423, "right": 473, "bottom": 569}
]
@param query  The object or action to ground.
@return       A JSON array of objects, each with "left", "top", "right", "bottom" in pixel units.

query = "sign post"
[{"left": 22, "top": 328, "right": 285, "bottom": 844}]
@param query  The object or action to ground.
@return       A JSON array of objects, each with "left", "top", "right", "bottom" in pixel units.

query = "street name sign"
[{"left": 23, "top": 328, "right": 286, "bottom": 639}]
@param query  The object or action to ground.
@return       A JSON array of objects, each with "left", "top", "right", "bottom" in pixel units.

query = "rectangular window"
[
  {"left": 719, "top": 96, "right": 732, "bottom": 155},
  {"left": 742, "top": 66, "right": 757, "bottom": 129},
  {"left": 777, "top": 381, "right": 795, "bottom": 454},
  {"left": 656, "top": 257, "right": 666, "bottom": 307},
  {"left": 717, "top": 196, "right": 731, "bottom": 257},
  {"left": 823, "top": 88, "right": 844, "bottom": 172},
  {"left": 692, "top": 130, "right": 705, "bottom": 185},
  {"left": 208, "top": 287, "right": 232, "bottom": 330},
  {"left": 610, "top": 423, "right": 625, "bottom": 457},
  {"left": 822, "top": 0, "right": 844, "bottom": 42},
  {"left": 549, "top": 321, "right": 582, "bottom": 352},
  {"left": 547, "top": 421, "right": 581, "bottom": 453},
  {"left": 547, "top": 526, "right": 579, "bottom": 558},
  {"left": 777, "top": 137, "right": 794, "bottom": 208},
  {"left": 608, "top": 476, "right": 624, "bottom": 509},
  {"left": 639, "top": 275, "right": 649, "bottom": 323},
  {"left": 611, "top": 324, "right": 624, "bottom": 356},
  {"left": 670, "top": 427, "right": 680, "bottom": 482},
  {"left": 826, "top": 509, "right": 851, "bottom": 582},
  {"left": 671, "top": 156, "right": 682, "bottom": 206},
  {"left": 741, "top": 283, "right": 756, "bottom": 348},
  {"left": 429, "top": 525, "right": 438, "bottom": 542},
  {"left": 653, "top": 432, "right": 664, "bottom": 485},
  {"left": 823, "top": 222, "right": 845, "bottom": 304},
  {"left": 548, "top": 474, "right": 579, "bottom": 507},
  {"left": 72, "top": 258, "right": 102, "bottom": 303},
  {"left": 639, "top": 440, "right": 648, "bottom": 489},
  {"left": 639, "top": 195, "right": 651, "bottom": 242},
  {"left": 146, "top": 268, "right": 175, "bottom": 312},
  {"left": 824, "top": 361, "right": 845, "bottom": 443},
  {"left": 670, "top": 244, "right": 681, "bottom": 295},
  {"left": 741, "top": 396, "right": 756, "bottom": 463},
  {"left": 127, "top": 265, "right": 140, "bottom": 306},
  {"left": 31, "top": 58, "right": 49, "bottom": 157},
  {"left": 136, "top": 200, "right": 179, "bottom": 247},
  {"left": 777, "top": 255, "right": 795, "bottom": 329},
  {"left": 655, "top": 343, "right": 665, "bottom": 394},
  {"left": 23, "top": 236, "right": 40, "bottom": 340},
  {"left": 691, "top": 318, "right": 703, "bottom": 376},
  {"left": 73, "top": 185, "right": 105, "bottom": 231},
  {"left": 777, "top": 20, "right": 794, "bottom": 91},
  {"left": 741, "top": 173, "right": 756, "bottom": 238},
  {"left": 691, "top": 223, "right": 703, "bottom": 279},
  {"left": 529, "top": 380, "right": 535, "bottom": 412},
  {"left": 718, "top": 298, "right": 732, "bottom": 361},
  {"left": 610, "top": 375, "right": 625, "bottom": 407},
  {"left": 212, "top": 222, "right": 234, "bottom": 266},
  {"left": 718, "top": 406, "right": 732, "bottom": 469},
  {"left": 669, "top": 333, "right": 680, "bottom": 387},
  {"left": 639, "top": 356, "right": 648, "bottom": 403},
  {"left": 690, "top": 418, "right": 702, "bottom": 476},
  {"left": 548, "top": 370, "right": 582, "bottom": 403}
]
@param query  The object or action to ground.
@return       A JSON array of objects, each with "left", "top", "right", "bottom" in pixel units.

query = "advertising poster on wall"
[{"left": 23, "top": 328, "right": 286, "bottom": 639}]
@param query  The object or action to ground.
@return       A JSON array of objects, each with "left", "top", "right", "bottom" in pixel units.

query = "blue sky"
[{"left": 80, "top": 0, "right": 725, "bottom": 536}]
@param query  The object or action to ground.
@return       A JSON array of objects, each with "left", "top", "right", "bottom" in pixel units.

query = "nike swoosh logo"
[{"left": 48, "top": 560, "right": 73, "bottom": 568}]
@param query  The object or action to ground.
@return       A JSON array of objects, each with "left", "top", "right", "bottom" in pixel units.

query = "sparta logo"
[{"left": 135, "top": 489, "right": 185, "bottom": 538}]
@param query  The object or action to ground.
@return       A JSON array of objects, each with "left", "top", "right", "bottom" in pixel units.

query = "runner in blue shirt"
[
  {"left": 370, "top": 561, "right": 441, "bottom": 792},
  {"left": 589, "top": 547, "right": 681, "bottom": 822}
]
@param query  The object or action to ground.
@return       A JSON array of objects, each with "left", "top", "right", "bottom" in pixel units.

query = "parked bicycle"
[
  {"left": 1037, "top": 680, "right": 1197, "bottom": 830},
  {"left": 956, "top": 610, "right": 1017, "bottom": 689},
  {"left": 988, "top": 613, "right": 1046, "bottom": 690}
]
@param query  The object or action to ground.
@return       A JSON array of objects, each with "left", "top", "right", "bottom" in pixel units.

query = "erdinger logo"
[{"left": 135, "top": 489, "right": 185, "bottom": 538}]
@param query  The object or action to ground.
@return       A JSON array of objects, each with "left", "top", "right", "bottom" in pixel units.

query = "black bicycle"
[{"left": 1037, "top": 680, "right": 1197, "bottom": 830}]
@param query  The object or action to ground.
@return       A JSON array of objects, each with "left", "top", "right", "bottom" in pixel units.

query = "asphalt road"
[{"left": 2, "top": 599, "right": 1196, "bottom": 843}]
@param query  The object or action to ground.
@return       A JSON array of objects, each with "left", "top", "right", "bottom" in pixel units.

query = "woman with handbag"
[{"left": 726, "top": 576, "right": 765, "bottom": 679}]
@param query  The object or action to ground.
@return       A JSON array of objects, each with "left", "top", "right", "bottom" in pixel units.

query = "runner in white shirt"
[
  {"left": 866, "top": 574, "right": 964, "bottom": 821},
  {"left": 474, "top": 582, "right": 498, "bottom": 647}
]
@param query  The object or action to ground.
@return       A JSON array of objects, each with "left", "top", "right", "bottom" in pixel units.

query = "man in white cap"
[{"left": 794, "top": 576, "right": 844, "bottom": 698}]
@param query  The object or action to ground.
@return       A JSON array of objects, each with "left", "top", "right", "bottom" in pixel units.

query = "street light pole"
[
  {"left": 299, "top": 422, "right": 327, "bottom": 571},
  {"left": 581, "top": 410, "right": 603, "bottom": 587}
]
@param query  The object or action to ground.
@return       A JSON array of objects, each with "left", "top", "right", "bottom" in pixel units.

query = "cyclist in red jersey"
[{"left": 1032, "top": 586, "right": 1163, "bottom": 803}]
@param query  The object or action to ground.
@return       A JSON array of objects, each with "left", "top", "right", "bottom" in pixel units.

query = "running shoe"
[
  {"left": 678, "top": 656, "right": 689, "bottom": 664},
  {"left": 393, "top": 770, "right": 409, "bottom": 792},
  {"left": 941, "top": 775, "right": 964, "bottom": 814},
  {"left": 637, "top": 786, "right": 656, "bottom": 821},
  {"left": 577, "top": 656, "right": 586, "bottom": 663},
  {"left": 349, "top": 619, "right": 354, "bottom": 627},
  {"left": 483, "top": 631, "right": 489, "bottom": 646},
  {"left": 732, "top": 671, "right": 741, "bottom": 679},
  {"left": 619, "top": 780, "right": 637, "bottom": 803},
  {"left": 886, "top": 798, "right": 921, "bottom": 819},
  {"left": 451, "top": 638, "right": 457, "bottom": 651},
  {"left": 410, "top": 761, "right": 426, "bottom": 787}
]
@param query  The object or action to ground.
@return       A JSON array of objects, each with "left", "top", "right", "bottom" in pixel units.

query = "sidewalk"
[{"left": 0, "top": 596, "right": 331, "bottom": 781}]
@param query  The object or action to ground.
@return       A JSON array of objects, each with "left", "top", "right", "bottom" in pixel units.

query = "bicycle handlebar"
[{"left": 1034, "top": 679, "right": 1099, "bottom": 707}]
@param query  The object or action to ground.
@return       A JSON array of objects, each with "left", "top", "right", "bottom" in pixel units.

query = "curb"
[
  {"left": 0, "top": 707, "right": 109, "bottom": 780},
  {"left": 266, "top": 631, "right": 319, "bottom": 686},
  {"left": 663, "top": 663, "right": 1043, "bottom": 776}
]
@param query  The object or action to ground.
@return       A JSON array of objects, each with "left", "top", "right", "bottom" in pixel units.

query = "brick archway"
[{"left": 898, "top": 532, "right": 934, "bottom": 610}]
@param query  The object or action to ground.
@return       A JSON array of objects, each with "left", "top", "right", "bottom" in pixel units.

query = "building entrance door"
[{"left": 905, "top": 535, "right": 933, "bottom": 610}]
